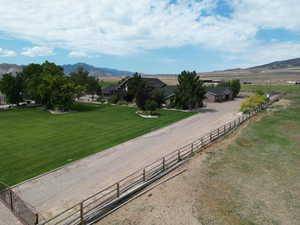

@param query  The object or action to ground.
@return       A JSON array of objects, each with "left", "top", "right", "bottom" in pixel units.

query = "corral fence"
[
  {"left": 0, "top": 182, "right": 39, "bottom": 225},
  {"left": 36, "top": 94, "right": 284, "bottom": 225}
]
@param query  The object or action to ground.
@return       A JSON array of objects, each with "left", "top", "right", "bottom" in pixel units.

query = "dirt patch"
[{"left": 269, "top": 98, "right": 291, "bottom": 112}]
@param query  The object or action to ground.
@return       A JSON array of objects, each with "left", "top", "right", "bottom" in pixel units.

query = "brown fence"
[
  {"left": 37, "top": 94, "right": 283, "bottom": 225},
  {"left": 0, "top": 182, "right": 39, "bottom": 225}
]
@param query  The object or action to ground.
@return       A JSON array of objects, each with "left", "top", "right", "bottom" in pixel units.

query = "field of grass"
[
  {"left": 100, "top": 81, "right": 119, "bottom": 88},
  {"left": 242, "top": 84, "right": 300, "bottom": 94},
  {"left": 0, "top": 103, "right": 195, "bottom": 186},
  {"left": 196, "top": 94, "right": 300, "bottom": 225}
]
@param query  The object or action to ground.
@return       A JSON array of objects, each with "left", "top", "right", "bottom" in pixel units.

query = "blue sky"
[{"left": 0, "top": 0, "right": 299, "bottom": 74}]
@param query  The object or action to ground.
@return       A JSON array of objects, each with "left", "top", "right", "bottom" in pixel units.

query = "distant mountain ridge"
[
  {"left": 62, "top": 63, "right": 133, "bottom": 76},
  {"left": 248, "top": 58, "right": 300, "bottom": 70},
  {"left": 0, "top": 62, "right": 133, "bottom": 77}
]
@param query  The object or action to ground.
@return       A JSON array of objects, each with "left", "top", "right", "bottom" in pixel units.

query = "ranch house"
[{"left": 102, "top": 77, "right": 177, "bottom": 106}]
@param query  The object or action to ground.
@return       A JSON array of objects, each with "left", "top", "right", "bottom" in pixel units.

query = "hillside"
[
  {"left": 0, "top": 63, "right": 23, "bottom": 75},
  {"left": 0, "top": 63, "right": 133, "bottom": 77},
  {"left": 249, "top": 58, "right": 300, "bottom": 70},
  {"left": 62, "top": 63, "right": 133, "bottom": 76}
]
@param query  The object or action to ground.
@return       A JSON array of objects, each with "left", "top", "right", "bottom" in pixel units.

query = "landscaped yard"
[{"left": 0, "top": 103, "right": 195, "bottom": 186}]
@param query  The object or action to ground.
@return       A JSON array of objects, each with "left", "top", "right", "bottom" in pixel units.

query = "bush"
[
  {"left": 108, "top": 95, "right": 120, "bottom": 104},
  {"left": 144, "top": 100, "right": 158, "bottom": 114},
  {"left": 240, "top": 94, "right": 268, "bottom": 113}
]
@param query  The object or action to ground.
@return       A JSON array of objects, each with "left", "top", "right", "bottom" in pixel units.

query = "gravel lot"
[{"left": 9, "top": 98, "right": 243, "bottom": 220}]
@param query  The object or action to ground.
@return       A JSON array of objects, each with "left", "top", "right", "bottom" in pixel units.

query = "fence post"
[
  {"left": 35, "top": 214, "right": 39, "bottom": 225},
  {"left": 162, "top": 157, "right": 166, "bottom": 170},
  {"left": 143, "top": 168, "right": 146, "bottom": 182},
  {"left": 210, "top": 132, "right": 212, "bottom": 142},
  {"left": 9, "top": 190, "right": 13, "bottom": 211},
  {"left": 217, "top": 128, "right": 220, "bottom": 137},
  {"left": 191, "top": 143, "right": 194, "bottom": 154},
  {"left": 178, "top": 150, "right": 181, "bottom": 161},
  {"left": 116, "top": 183, "right": 120, "bottom": 198},
  {"left": 224, "top": 125, "right": 226, "bottom": 134},
  {"left": 80, "top": 202, "right": 84, "bottom": 225}
]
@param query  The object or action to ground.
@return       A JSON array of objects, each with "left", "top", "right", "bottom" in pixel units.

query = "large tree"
[
  {"left": 70, "top": 67, "right": 101, "bottom": 97},
  {"left": 218, "top": 79, "right": 241, "bottom": 98},
  {"left": 126, "top": 73, "right": 143, "bottom": 102},
  {"left": 36, "top": 73, "right": 81, "bottom": 110},
  {"left": 0, "top": 73, "right": 23, "bottom": 104},
  {"left": 174, "top": 71, "right": 206, "bottom": 109}
]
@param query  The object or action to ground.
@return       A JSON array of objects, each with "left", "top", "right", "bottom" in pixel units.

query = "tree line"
[
  {"left": 110, "top": 71, "right": 240, "bottom": 112},
  {"left": 0, "top": 61, "right": 101, "bottom": 111},
  {"left": 0, "top": 62, "right": 241, "bottom": 112}
]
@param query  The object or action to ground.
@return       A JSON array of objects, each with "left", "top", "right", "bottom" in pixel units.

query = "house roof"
[
  {"left": 141, "top": 78, "right": 166, "bottom": 88},
  {"left": 163, "top": 86, "right": 177, "bottom": 98},
  {"left": 102, "top": 85, "right": 119, "bottom": 94},
  {"left": 119, "top": 77, "right": 166, "bottom": 89},
  {"left": 206, "top": 86, "right": 232, "bottom": 96}
]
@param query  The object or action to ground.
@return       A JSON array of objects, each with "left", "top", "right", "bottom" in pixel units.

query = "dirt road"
[{"left": 11, "top": 99, "right": 243, "bottom": 220}]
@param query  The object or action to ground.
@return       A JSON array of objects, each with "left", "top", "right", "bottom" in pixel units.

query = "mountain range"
[
  {"left": 0, "top": 58, "right": 300, "bottom": 77},
  {"left": 0, "top": 63, "right": 133, "bottom": 77}
]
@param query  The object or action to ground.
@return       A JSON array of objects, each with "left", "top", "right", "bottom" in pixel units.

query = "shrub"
[
  {"left": 108, "top": 95, "right": 120, "bottom": 104},
  {"left": 240, "top": 94, "right": 268, "bottom": 113},
  {"left": 144, "top": 100, "right": 158, "bottom": 114}
]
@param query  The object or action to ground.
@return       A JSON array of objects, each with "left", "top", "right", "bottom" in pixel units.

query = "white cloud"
[
  {"left": 21, "top": 46, "right": 55, "bottom": 57},
  {"left": 69, "top": 51, "right": 89, "bottom": 58},
  {"left": 0, "top": 0, "right": 299, "bottom": 61},
  {"left": 0, "top": 48, "right": 16, "bottom": 57}
]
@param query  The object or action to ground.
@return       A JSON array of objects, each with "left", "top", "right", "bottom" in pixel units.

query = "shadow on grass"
[{"left": 71, "top": 103, "right": 108, "bottom": 112}]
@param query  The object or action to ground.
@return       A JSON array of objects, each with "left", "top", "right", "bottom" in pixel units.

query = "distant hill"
[
  {"left": 62, "top": 63, "right": 133, "bottom": 77},
  {"left": 0, "top": 63, "right": 23, "bottom": 75},
  {"left": 249, "top": 58, "right": 300, "bottom": 70},
  {"left": 0, "top": 63, "right": 133, "bottom": 77}
]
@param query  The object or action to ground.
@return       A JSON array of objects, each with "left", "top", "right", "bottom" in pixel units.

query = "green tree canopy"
[
  {"left": 175, "top": 71, "right": 206, "bottom": 109},
  {"left": 218, "top": 79, "right": 241, "bottom": 98},
  {"left": 0, "top": 73, "right": 23, "bottom": 104},
  {"left": 70, "top": 67, "right": 101, "bottom": 96},
  {"left": 126, "top": 73, "right": 143, "bottom": 102}
]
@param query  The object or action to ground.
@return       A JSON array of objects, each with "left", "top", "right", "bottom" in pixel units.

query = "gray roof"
[
  {"left": 206, "top": 86, "right": 232, "bottom": 96},
  {"left": 119, "top": 77, "right": 166, "bottom": 89},
  {"left": 141, "top": 78, "right": 166, "bottom": 89}
]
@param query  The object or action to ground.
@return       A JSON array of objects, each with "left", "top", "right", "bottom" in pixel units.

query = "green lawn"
[
  {"left": 100, "top": 81, "right": 119, "bottom": 88},
  {"left": 242, "top": 84, "right": 300, "bottom": 94},
  {"left": 197, "top": 94, "right": 300, "bottom": 225},
  {"left": 0, "top": 103, "right": 195, "bottom": 186}
]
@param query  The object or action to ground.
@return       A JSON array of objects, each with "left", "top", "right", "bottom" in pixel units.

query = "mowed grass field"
[
  {"left": 242, "top": 84, "right": 300, "bottom": 94},
  {"left": 196, "top": 93, "right": 300, "bottom": 225},
  {"left": 0, "top": 103, "right": 195, "bottom": 186}
]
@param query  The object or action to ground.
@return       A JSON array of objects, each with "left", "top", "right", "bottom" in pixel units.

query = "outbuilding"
[{"left": 205, "top": 87, "right": 233, "bottom": 102}]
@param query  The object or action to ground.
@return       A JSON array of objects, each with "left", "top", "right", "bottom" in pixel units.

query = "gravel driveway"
[{"left": 10, "top": 99, "right": 243, "bottom": 220}]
